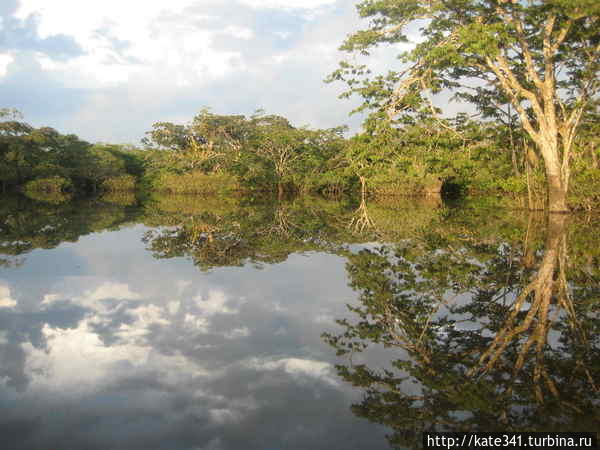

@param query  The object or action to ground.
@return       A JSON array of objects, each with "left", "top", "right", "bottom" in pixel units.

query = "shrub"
[
  {"left": 569, "top": 168, "right": 600, "bottom": 211},
  {"left": 152, "top": 171, "right": 240, "bottom": 194},
  {"left": 492, "top": 176, "right": 528, "bottom": 195},
  {"left": 23, "top": 176, "right": 72, "bottom": 193},
  {"left": 370, "top": 171, "right": 443, "bottom": 197},
  {"left": 102, "top": 174, "right": 137, "bottom": 192}
]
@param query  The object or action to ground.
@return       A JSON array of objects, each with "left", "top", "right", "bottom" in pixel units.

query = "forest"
[
  {"left": 1, "top": 0, "right": 599, "bottom": 211},
  {"left": 1, "top": 104, "right": 598, "bottom": 210}
]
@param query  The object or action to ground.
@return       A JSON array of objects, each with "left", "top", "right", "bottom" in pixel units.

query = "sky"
[{"left": 0, "top": 0, "right": 371, "bottom": 144}]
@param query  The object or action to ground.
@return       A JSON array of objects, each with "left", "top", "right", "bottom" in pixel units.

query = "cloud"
[
  {"left": 240, "top": 0, "right": 336, "bottom": 9},
  {"left": 223, "top": 327, "right": 250, "bottom": 339},
  {"left": 0, "top": 229, "right": 391, "bottom": 449},
  {"left": 0, "top": 0, "right": 83, "bottom": 59},
  {"left": 195, "top": 290, "right": 240, "bottom": 316},
  {"left": 0, "top": 53, "right": 14, "bottom": 77},
  {"left": 244, "top": 357, "right": 339, "bottom": 386},
  {"left": 3, "top": 0, "right": 364, "bottom": 142},
  {"left": 0, "top": 284, "right": 17, "bottom": 308},
  {"left": 0, "top": 52, "right": 89, "bottom": 127}
]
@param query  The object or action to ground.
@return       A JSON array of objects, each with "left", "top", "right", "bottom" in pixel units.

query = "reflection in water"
[
  {"left": 0, "top": 194, "right": 391, "bottom": 450},
  {"left": 324, "top": 211, "right": 599, "bottom": 448},
  {"left": 0, "top": 193, "right": 598, "bottom": 449}
]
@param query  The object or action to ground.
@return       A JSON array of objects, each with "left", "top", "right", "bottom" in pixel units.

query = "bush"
[
  {"left": 102, "top": 174, "right": 137, "bottom": 192},
  {"left": 23, "top": 176, "right": 72, "bottom": 193},
  {"left": 152, "top": 171, "right": 240, "bottom": 194},
  {"left": 569, "top": 168, "right": 600, "bottom": 211},
  {"left": 492, "top": 175, "right": 528, "bottom": 195},
  {"left": 371, "top": 171, "right": 443, "bottom": 196}
]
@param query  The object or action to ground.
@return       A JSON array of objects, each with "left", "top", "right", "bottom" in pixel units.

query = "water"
[{"left": 0, "top": 193, "right": 598, "bottom": 449}]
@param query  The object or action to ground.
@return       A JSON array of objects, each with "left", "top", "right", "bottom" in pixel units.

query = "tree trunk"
[
  {"left": 359, "top": 176, "right": 367, "bottom": 203},
  {"left": 538, "top": 139, "right": 569, "bottom": 213},
  {"left": 543, "top": 159, "right": 568, "bottom": 213},
  {"left": 508, "top": 112, "right": 520, "bottom": 176},
  {"left": 546, "top": 173, "right": 567, "bottom": 213}
]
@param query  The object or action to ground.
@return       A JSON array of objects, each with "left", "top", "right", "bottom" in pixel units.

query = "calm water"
[{"left": 0, "top": 193, "right": 598, "bottom": 449}]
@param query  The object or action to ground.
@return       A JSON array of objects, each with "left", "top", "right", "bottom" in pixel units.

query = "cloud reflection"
[{"left": 0, "top": 226, "right": 388, "bottom": 449}]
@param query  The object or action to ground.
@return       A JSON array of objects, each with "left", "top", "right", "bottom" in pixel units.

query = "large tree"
[{"left": 329, "top": 0, "right": 599, "bottom": 212}]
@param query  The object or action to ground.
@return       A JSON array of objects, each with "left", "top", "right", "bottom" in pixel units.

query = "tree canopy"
[{"left": 329, "top": 0, "right": 600, "bottom": 211}]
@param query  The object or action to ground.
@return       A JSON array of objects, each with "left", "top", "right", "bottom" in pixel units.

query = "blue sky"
[{"left": 0, "top": 0, "right": 370, "bottom": 144}]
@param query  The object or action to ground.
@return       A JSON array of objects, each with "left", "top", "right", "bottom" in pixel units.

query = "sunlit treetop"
[{"left": 329, "top": 0, "right": 599, "bottom": 212}]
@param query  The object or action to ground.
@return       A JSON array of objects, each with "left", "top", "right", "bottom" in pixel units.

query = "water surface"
[{"left": 1, "top": 194, "right": 598, "bottom": 449}]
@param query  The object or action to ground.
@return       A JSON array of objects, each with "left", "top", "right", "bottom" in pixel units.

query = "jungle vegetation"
[
  {"left": 328, "top": 0, "right": 600, "bottom": 212},
  {"left": 1, "top": 2, "right": 599, "bottom": 210},
  {"left": 1, "top": 103, "right": 598, "bottom": 210}
]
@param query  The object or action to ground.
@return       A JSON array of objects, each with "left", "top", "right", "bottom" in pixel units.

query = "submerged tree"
[{"left": 329, "top": 0, "right": 600, "bottom": 212}]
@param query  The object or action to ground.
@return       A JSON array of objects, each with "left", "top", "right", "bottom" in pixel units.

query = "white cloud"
[
  {"left": 245, "top": 357, "right": 339, "bottom": 386},
  {"left": 0, "top": 53, "right": 14, "bottom": 78},
  {"left": 168, "top": 300, "right": 181, "bottom": 315},
  {"left": 41, "top": 293, "right": 61, "bottom": 305},
  {"left": 14, "top": 0, "right": 245, "bottom": 87},
  {"left": 209, "top": 408, "right": 240, "bottom": 424},
  {"left": 86, "top": 282, "right": 141, "bottom": 301},
  {"left": 22, "top": 310, "right": 207, "bottom": 393},
  {"left": 224, "top": 327, "right": 250, "bottom": 339},
  {"left": 117, "top": 304, "right": 171, "bottom": 340},
  {"left": 23, "top": 322, "right": 150, "bottom": 391},
  {"left": 184, "top": 313, "right": 210, "bottom": 333},
  {"left": 8, "top": 0, "right": 365, "bottom": 142},
  {"left": 0, "top": 284, "right": 17, "bottom": 308},
  {"left": 195, "top": 290, "right": 240, "bottom": 316},
  {"left": 223, "top": 25, "right": 254, "bottom": 40},
  {"left": 240, "top": 0, "right": 336, "bottom": 9},
  {"left": 42, "top": 281, "right": 141, "bottom": 310}
]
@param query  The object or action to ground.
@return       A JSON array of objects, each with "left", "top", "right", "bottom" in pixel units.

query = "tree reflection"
[
  {"left": 323, "top": 213, "right": 599, "bottom": 448},
  {"left": 139, "top": 195, "right": 450, "bottom": 271},
  {"left": 0, "top": 194, "right": 140, "bottom": 265},
  {"left": 141, "top": 195, "right": 364, "bottom": 270}
]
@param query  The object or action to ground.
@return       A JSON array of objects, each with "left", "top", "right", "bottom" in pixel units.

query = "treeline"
[
  {"left": 345, "top": 110, "right": 599, "bottom": 210},
  {"left": 1, "top": 106, "right": 599, "bottom": 209},
  {"left": 0, "top": 108, "right": 143, "bottom": 197},
  {"left": 140, "top": 108, "right": 347, "bottom": 196},
  {"left": 0, "top": 107, "right": 347, "bottom": 198}
]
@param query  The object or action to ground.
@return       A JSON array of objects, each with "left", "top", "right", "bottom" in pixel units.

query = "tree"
[
  {"left": 329, "top": 0, "right": 600, "bottom": 212},
  {"left": 0, "top": 112, "right": 40, "bottom": 190},
  {"left": 249, "top": 113, "right": 306, "bottom": 196},
  {"left": 63, "top": 145, "right": 126, "bottom": 192}
]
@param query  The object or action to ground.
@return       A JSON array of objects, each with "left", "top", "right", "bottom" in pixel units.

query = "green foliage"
[
  {"left": 2, "top": 104, "right": 598, "bottom": 209},
  {"left": 102, "top": 174, "right": 137, "bottom": 192},
  {"left": 329, "top": 0, "right": 600, "bottom": 211},
  {"left": 569, "top": 167, "right": 600, "bottom": 211},
  {"left": 22, "top": 176, "right": 73, "bottom": 203},
  {"left": 22, "top": 190, "right": 72, "bottom": 204},
  {"left": 23, "top": 176, "right": 72, "bottom": 193},
  {"left": 151, "top": 170, "right": 240, "bottom": 194},
  {"left": 0, "top": 110, "right": 147, "bottom": 194}
]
